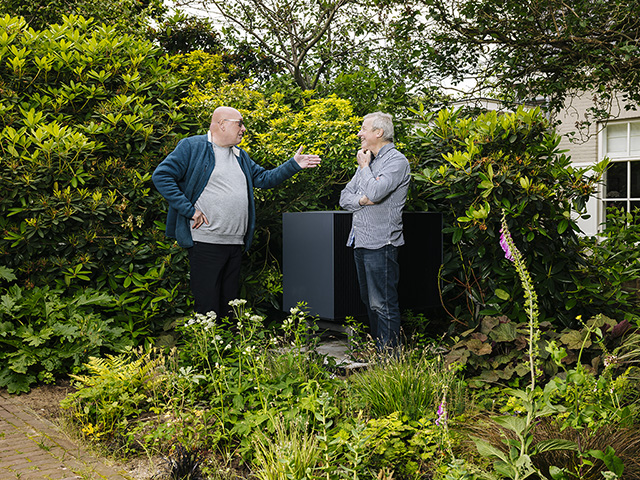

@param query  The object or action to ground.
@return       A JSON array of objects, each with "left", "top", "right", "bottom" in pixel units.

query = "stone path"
[{"left": 0, "top": 390, "right": 132, "bottom": 480}]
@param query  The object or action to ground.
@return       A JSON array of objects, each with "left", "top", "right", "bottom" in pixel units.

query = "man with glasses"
[
  {"left": 153, "top": 106, "right": 321, "bottom": 317},
  {"left": 339, "top": 112, "right": 410, "bottom": 351}
]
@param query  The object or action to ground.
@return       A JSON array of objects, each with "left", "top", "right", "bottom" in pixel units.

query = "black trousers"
[{"left": 188, "top": 242, "right": 243, "bottom": 317}]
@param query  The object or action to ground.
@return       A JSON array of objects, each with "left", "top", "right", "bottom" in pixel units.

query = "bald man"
[{"left": 153, "top": 106, "right": 321, "bottom": 317}]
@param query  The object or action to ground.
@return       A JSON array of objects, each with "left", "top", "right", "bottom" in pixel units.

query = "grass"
[
  {"left": 250, "top": 415, "right": 321, "bottom": 480},
  {"left": 347, "top": 349, "right": 466, "bottom": 421}
]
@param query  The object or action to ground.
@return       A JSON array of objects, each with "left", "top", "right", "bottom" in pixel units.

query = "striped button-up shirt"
[{"left": 339, "top": 143, "right": 410, "bottom": 249}]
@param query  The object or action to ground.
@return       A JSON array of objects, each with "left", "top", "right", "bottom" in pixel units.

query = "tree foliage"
[
  {"left": 0, "top": 12, "right": 364, "bottom": 320},
  {"left": 150, "top": 11, "right": 280, "bottom": 84},
  {"left": 173, "top": 0, "right": 444, "bottom": 115},
  {"left": 174, "top": 0, "right": 368, "bottom": 91},
  {"left": 422, "top": 0, "right": 640, "bottom": 117},
  {"left": 151, "top": 11, "right": 226, "bottom": 54}
]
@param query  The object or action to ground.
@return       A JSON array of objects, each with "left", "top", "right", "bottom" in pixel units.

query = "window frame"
[{"left": 599, "top": 119, "right": 640, "bottom": 224}]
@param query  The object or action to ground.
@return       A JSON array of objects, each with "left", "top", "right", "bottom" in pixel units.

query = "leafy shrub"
[
  {"left": 0, "top": 14, "right": 195, "bottom": 329},
  {"left": 0, "top": 268, "right": 129, "bottom": 393},
  {"left": 0, "top": 0, "right": 165, "bottom": 33},
  {"left": 185, "top": 82, "right": 360, "bottom": 209},
  {"left": 61, "top": 350, "right": 164, "bottom": 445},
  {"left": 323, "top": 410, "right": 460, "bottom": 480},
  {"left": 571, "top": 206, "right": 640, "bottom": 321},
  {"left": 410, "top": 106, "right": 611, "bottom": 328},
  {"left": 359, "top": 412, "right": 443, "bottom": 478},
  {"left": 0, "top": 13, "right": 365, "bottom": 322},
  {"left": 169, "top": 50, "right": 232, "bottom": 89},
  {"left": 445, "top": 314, "right": 636, "bottom": 389}
]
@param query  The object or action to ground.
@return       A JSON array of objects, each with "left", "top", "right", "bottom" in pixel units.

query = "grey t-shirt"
[{"left": 191, "top": 142, "right": 249, "bottom": 245}]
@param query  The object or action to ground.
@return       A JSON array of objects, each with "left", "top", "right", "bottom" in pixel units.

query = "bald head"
[
  {"left": 209, "top": 106, "right": 246, "bottom": 147},
  {"left": 211, "top": 106, "right": 240, "bottom": 123}
]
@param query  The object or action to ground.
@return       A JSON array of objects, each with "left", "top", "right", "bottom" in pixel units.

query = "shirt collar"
[{"left": 373, "top": 142, "right": 395, "bottom": 160}]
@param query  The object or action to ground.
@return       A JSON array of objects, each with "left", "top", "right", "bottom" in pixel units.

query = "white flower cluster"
[
  {"left": 283, "top": 317, "right": 294, "bottom": 329},
  {"left": 228, "top": 299, "right": 247, "bottom": 307},
  {"left": 184, "top": 311, "right": 217, "bottom": 330},
  {"left": 287, "top": 305, "right": 307, "bottom": 323}
]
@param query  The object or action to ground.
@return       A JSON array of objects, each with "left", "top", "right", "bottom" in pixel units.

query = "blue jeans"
[{"left": 353, "top": 245, "right": 401, "bottom": 350}]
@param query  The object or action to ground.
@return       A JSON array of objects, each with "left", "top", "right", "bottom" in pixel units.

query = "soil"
[{"left": 10, "top": 380, "right": 164, "bottom": 480}]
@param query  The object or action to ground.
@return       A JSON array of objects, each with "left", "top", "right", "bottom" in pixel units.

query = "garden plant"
[{"left": 1, "top": 7, "right": 640, "bottom": 480}]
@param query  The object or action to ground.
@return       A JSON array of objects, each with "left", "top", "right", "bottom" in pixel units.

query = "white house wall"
[{"left": 555, "top": 93, "right": 640, "bottom": 236}]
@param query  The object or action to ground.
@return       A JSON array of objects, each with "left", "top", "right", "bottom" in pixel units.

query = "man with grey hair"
[
  {"left": 153, "top": 106, "right": 321, "bottom": 317},
  {"left": 339, "top": 112, "right": 410, "bottom": 350}
]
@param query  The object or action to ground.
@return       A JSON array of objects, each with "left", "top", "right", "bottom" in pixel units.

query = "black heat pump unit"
[{"left": 282, "top": 211, "right": 443, "bottom": 321}]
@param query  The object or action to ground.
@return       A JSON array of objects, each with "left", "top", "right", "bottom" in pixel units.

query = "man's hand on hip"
[{"left": 192, "top": 210, "right": 209, "bottom": 229}]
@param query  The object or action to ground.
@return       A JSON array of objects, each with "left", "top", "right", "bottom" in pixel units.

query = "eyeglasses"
[{"left": 221, "top": 118, "right": 244, "bottom": 128}]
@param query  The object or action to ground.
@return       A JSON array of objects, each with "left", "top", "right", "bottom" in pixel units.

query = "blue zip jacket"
[{"left": 152, "top": 134, "right": 301, "bottom": 250}]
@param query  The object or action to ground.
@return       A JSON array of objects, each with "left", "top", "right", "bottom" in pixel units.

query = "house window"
[{"left": 603, "top": 120, "right": 640, "bottom": 219}]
